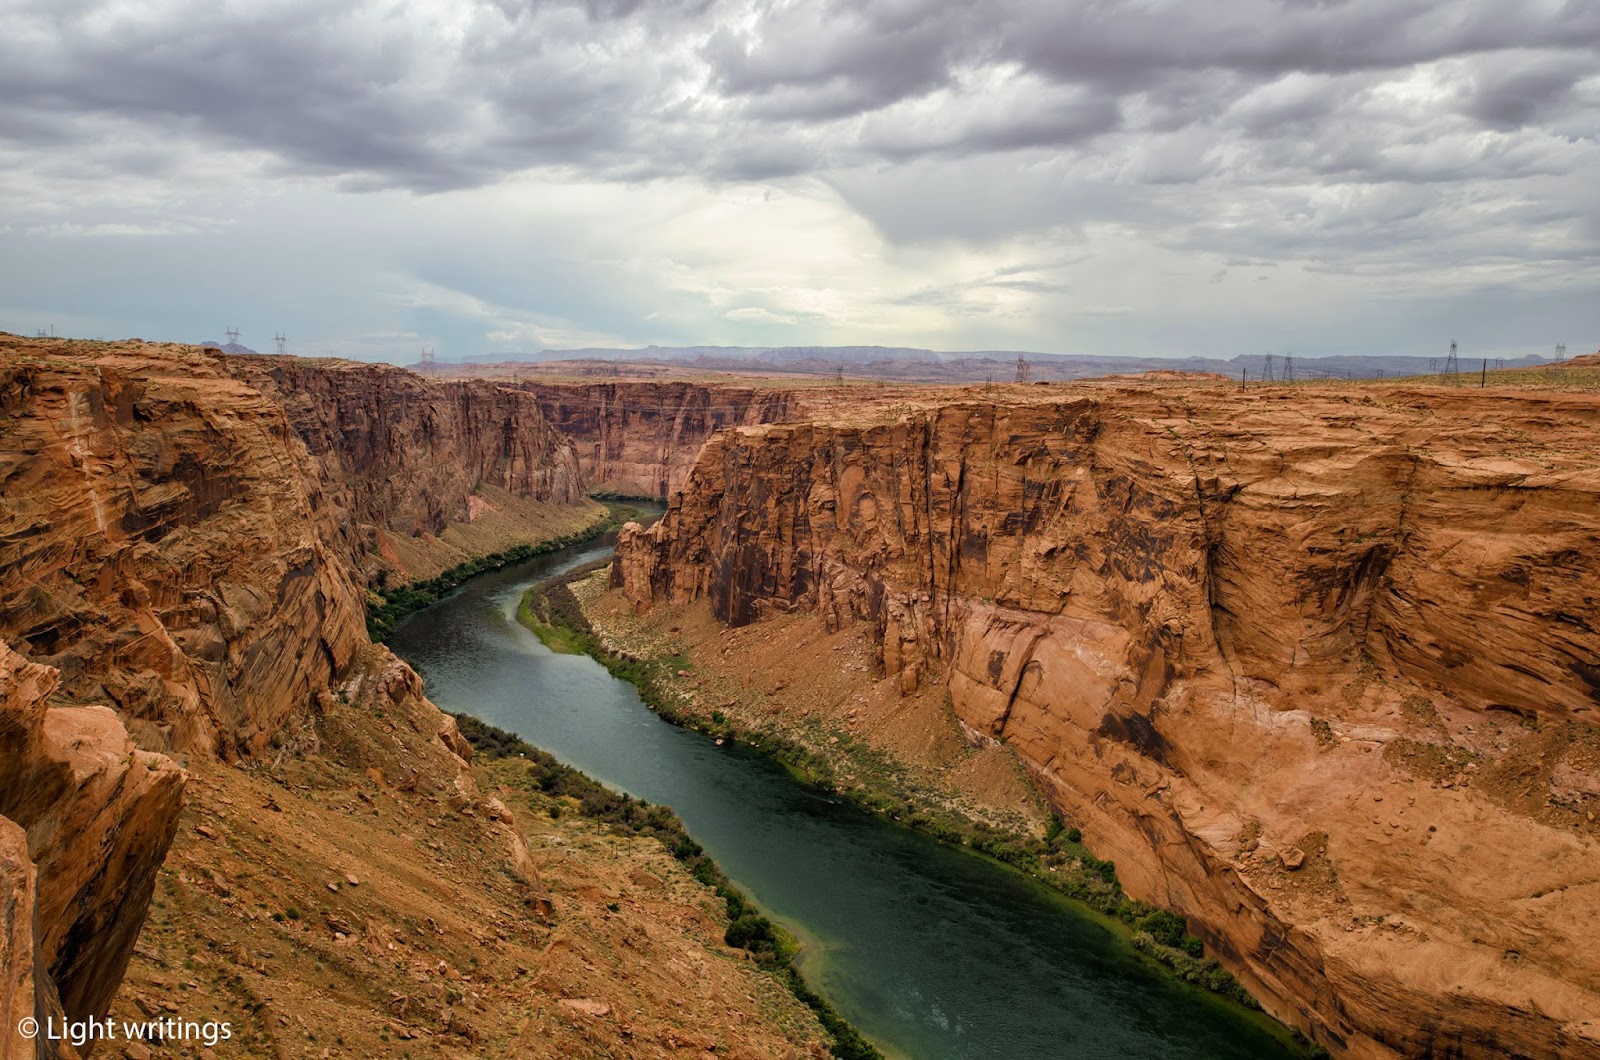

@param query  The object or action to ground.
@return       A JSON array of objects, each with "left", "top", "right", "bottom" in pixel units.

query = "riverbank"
[
  {"left": 106, "top": 642, "right": 837, "bottom": 1058},
  {"left": 519, "top": 566, "right": 1316, "bottom": 1055},
  {"left": 366, "top": 501, "right": 648, "bottom": 640},
  {"left": 452, "top": 713, "right": 882, "bottom": 1060}
]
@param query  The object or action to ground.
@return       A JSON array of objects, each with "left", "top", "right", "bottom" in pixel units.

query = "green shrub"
[{"left": 452, "top": 710, "right": 883, "bottom": 1059}]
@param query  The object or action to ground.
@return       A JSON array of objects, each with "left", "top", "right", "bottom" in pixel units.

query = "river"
[{"left": 386, "top": 527, "right": 1297, "bottom": 1060}]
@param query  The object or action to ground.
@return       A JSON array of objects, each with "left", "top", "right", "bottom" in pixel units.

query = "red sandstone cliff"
[
  {"left": 0, "top": 335, "right": 590, "bottom": 1054},
  {"left": 525, "top": 382, "right": 798, "bottom": 499},
  {"left": 0, "top": 339, "right": 369, "bottom": 758},
  {"left": 614, "top": 386, "right": 1600, "bottom": 1059},
  {"left": 230, "top": 357, "right": 584, "bottom": 549}
]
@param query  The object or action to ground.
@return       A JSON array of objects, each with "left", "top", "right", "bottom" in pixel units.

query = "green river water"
[{"left": 386, "top": 530, "right": 1297, "bottom": 1060}]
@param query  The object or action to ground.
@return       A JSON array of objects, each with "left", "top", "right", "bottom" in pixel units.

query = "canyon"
[
  {"left": 0, "top": 336, "right": 826, "bottom": 1058},
  {"left": 6, "top": 329, "right": 1598, "bottom": 1059},
  {"left": 230, "top": 356, "right": 597, "bottom": 585},
  {"left": 609, "top": 382, "right": 1600, "bottom": 1059}
]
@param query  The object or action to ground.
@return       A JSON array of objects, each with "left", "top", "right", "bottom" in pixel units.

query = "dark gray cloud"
[
  {"left": 2, "top": 0, "right": 1597, "bottom": 364},
  {"left": 705, "top": 1, "right": 980, "bottom": 120},
  {"left": 1461, "top": 54, "right": 1593, "bottom": 130},
  {"left": 2, "top": 0, "right": 1596, "bottom": 193}
]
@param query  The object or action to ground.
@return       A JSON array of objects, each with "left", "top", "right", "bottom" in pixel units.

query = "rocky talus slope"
[
  {"left": 525, "top": 381, "right": 799, "bottom": 498},
  {"left": 614, "top": 383, "right": 1600, "bottom": 1059},
  {"left": 3, "top": 336, "right": 815, "bottom": 1058}
]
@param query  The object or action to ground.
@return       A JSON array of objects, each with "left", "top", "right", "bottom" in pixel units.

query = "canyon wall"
[
  {"left": 615, "top": 387, "right": 1600, "bottom": 1059},
  {"left": 525, "top": 381, "right": 799, "bottom": 499},
  {"left": 0, "top": 339, "right": 370, "bottom": 759},
  {"left": 0, "top": 335, "right": 591, "bottom": 1052},
  {"left": 230, "top": 356, "right": 583, "bottom": 538},
  {"left": 229, "top": 357, "right": 587, "bottom": 582}
]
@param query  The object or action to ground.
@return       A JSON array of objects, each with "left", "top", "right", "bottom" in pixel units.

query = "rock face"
[
  {"left": 0, "top": 338, "right": 369, "bottom": 758},
  {"left": 525, "top": 382, "right": 798, "bottom": 498},
  {"left": 0, "top": 338, "right": 588, "bottom": 757},
  {"left": 229, "top": 356, "right": 584, "bottom": 545},
  {"left": 615, "top": 386, "right": 1600, "bottom": 1058},
  {"left": 2, "top": 642, "right": 184, "bottom": 1046},
  {"left": 0, "top": 334, "right": 591, "bottom": 1053}
]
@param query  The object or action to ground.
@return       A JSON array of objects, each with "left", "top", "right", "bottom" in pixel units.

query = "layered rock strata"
[
  {"left": 0, "top": 339, "right": 368, "bottom": 758},
  {"left": 615, "top": 386, "right": 1600, "bottom": 1059},
  {"left": 2, "top": 642, "right": 184, "bottom": 1056},
  {"left": 525, "top": 382, "right": 798, "bottom": 498},
  {"left": 229, "top": 356, "right": 584, "bottom": 551}
]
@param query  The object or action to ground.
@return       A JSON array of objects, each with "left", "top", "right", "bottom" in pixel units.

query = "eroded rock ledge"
[
  {"left": 2, "top": 642, "right": 184, "bottom": 1051},
  {"left": 614, "top": 385, "right": 1600, "bottom": 1059}
]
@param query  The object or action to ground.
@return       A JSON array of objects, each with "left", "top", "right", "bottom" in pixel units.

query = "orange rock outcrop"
[
  {"left": 615, "top": 384, "right": 1600, "bottom": 1058},
  {"left": 2, "top": 642, "right": 184, "bottom": 1053},
  {"left": 0, "top": 339, "right": 369, "bottom": 758}
]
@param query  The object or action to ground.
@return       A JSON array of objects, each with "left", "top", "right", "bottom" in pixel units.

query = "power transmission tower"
[
  {"left": 1555, "top": 343, "right": 1567, "bottom": 361},
  {"left": 1015, "top": 354, "right": 1030, "bottom": 384},
  {"left": 420, "top": 347, "right": 435, "bottom": 373},
  {"left": 1494, "top": 358, "right": 1504, "bottom": 370},
  {"left": 1443, "top": 340, "right": 1459, "bottom": 384},
  {"left": 226, "top": 326, "right": 240, "bottom": 346},
  {"left": 1283, "top": 354, "right": 1294, "bottom": 383},
  {"left": 1263, "top": 353, "right": 1275, "bottom": 382},
  {"left": 274, "top": 333, "right": 287, "bottom": 355},
  {"left": 834, "top": 363, "right": 844, "bottom": 387}
]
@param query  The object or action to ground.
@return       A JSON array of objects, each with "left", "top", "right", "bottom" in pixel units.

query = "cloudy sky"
[{"left": 1, "top": 0, "right": 1596, "bottom": 363}]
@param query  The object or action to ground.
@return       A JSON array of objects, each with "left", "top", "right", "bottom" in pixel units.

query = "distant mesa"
[{"left": 201, "top": 340, "right": 258, "bottom": 355}]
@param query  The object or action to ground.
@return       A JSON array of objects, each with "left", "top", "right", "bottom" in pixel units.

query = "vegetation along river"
[{"left": 386, "top": 525, "right": 1297, "bottom": 1060}]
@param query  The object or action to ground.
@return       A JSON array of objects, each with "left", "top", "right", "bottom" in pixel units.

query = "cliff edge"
[{"left": 614, "top": 384, "right": 1600, "bottom": 1058}]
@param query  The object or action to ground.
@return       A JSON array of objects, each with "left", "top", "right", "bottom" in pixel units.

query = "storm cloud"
[{"left": 1, "top": 0, "right": 1595, "bottom": 359}]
